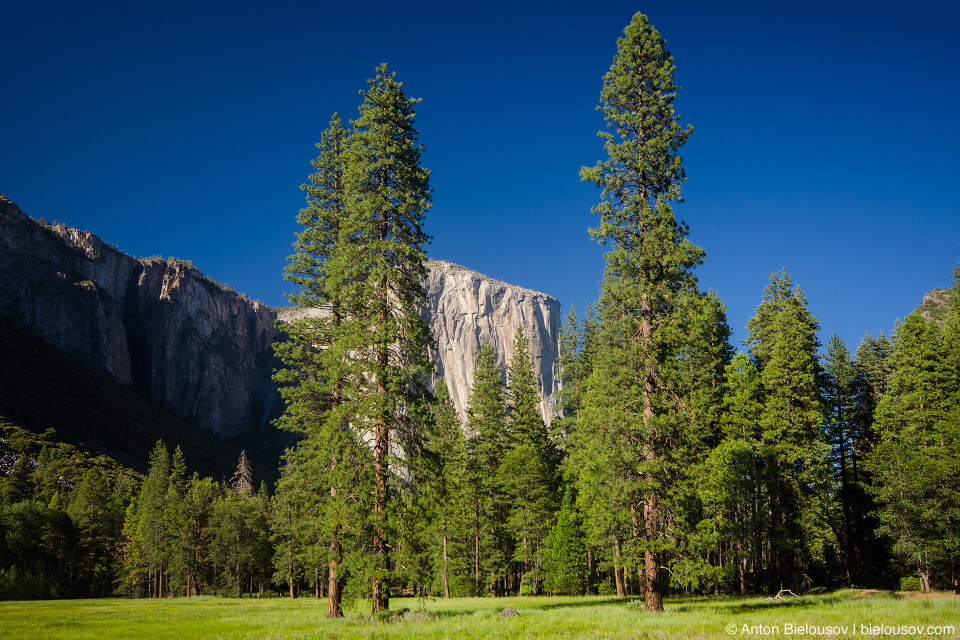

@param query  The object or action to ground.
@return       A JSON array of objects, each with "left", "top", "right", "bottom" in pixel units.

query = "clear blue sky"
[{"left": 3, "top": 0, "right": 958, "bottom": 353}]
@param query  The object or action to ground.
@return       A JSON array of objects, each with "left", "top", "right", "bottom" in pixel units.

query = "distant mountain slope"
[
  {"left": 1, "top": 192, "right": 562, "bottom": 467},
  {"left": 0, "top": 314, "right": 265, "bottom": 481}
]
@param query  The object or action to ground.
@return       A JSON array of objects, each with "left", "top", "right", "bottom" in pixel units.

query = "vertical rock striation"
[
  {"left": 278, "top": 260, "right": 562, "bottom": 424},
  {"left": 0, "top": 194, "right": 280, "bottom": 437},
  {"left": 423, "top": 260, "right": 561, "bottom": 423}
]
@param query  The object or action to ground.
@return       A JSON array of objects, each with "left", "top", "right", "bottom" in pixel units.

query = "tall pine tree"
[
  {"left": 274, "top": 111, "right": 362, "bottom": 615},
  {"left": 466, "top": 343, "right": 510, "bottom": 596},
  {"left": 335, "top": 64, "right": 433, "bottom": 613},
  {"left": 578, "top": 12, "right": 703, "bottom": 612},
  {"left": 745, "top": 270, "right": 829, "bottom": 593}
]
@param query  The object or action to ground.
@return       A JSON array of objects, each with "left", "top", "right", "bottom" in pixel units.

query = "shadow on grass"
[
  {"left": 723, "top": 595, "right": 847, "bottom": 615},
  {"left": 534, "top": 596, "right": 641, "bottom": 611},
  {"left": 417, "top": 595, "right": 720, "bottom": 617}
]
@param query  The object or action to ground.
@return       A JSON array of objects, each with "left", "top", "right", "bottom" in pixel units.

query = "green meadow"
[{"left": 2, "top": 591, "right": 959, "bottom": 640}]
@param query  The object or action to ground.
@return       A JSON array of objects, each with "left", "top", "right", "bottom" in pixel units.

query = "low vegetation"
[{"left": 0, "top": 591, "right": 957, "bottom": 640}]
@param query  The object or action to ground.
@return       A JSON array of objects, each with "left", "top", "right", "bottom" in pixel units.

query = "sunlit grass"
[{"left": 1, "top": 591, "right": 958, "bottom": 639}]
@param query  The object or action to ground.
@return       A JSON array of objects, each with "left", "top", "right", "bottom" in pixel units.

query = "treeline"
[
  {"left": 0, "top": 441, "right": 273, "bottom": 599},
  {"left": 555, "top": 272, "right": 955, "bottom": 599},
  {"left": 2, "top": 270, "right": 957, "bottom": 602}
]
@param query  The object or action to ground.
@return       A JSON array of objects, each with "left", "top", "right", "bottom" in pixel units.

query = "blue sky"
[{"left": 3, "top": 0, "right": 958, "bottom": 353}]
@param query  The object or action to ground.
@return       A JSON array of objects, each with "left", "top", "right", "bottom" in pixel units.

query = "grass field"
[{"left": 1, "top": 591, "right": 958, "bottom": 640}]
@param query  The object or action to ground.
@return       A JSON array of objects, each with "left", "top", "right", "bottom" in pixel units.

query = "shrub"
[{"left": 899, "top": 576, "right": 921, "bottom": 592}]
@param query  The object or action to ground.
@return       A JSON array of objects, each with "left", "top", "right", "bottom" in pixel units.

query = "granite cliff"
[
  {"left": 0, "top": 194, "right": 279, "bottom": 437},
  {"left": 1, "top": 193, "right": 561, "bottom": 440},
  {"left": 279, "top": 260, "right": 562, "bottom": 423},
  {"left": 422, "top": 260, "right": 560, "bottom": 423},
  {"left": 916, "top": 287, "right": 953, "bottom": 325}
]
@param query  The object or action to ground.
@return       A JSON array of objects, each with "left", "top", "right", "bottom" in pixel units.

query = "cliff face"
[
  {"left": 0, "top": 194, "right": 280, "bottom": 437},
  {"left": 423, "top": 260, "right": 561, "bottom": 423},
  {"left": 279, "top": 260, "right": 562, "bottom": 423},
  {"left": 1, "top": 194, "right": 561, "bottom": 439}
]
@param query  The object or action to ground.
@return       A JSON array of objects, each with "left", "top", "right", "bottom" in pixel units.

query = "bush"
[
  {"left": 374, "top": 607, "right": 409, "bottom": 623},
  {"left": 899, "top": 576, "right": 921, "bottom": 592}
]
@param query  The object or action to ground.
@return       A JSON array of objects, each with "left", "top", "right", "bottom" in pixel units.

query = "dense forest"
[{"left": 1, "top": 12, "right": 958, "bottom": 614}]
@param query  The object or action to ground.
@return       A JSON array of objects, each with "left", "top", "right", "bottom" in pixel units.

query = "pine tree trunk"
[
  {"left": 289, "top": 561, "right": 295, "bottom": 599},
  {"left": 370, "top": 212, "right": 392, "bottom": 611},
  {"left": 327, "top": 553, "right": 343, "bottom": 617},
  {"left": 326, "top": 534, "right": 344, "bottom": 617},
  {"left": 643, "top": 491, "right": 663, "bottom": 612},
  {"left": 372, "top": 419, "right": 389, "bottom": 613},
  {"left": 641, "top": 302, "right": 664, "bottom": 613},
  {"left": 443, "top": 532, "right": 450, "bottom": 599},
  {"left": 739, "top": 555, "right": 747, "bottom": 595},
  {"left": 613, "top": 538, "right": 625, "bottom": 596},
  {"left": 475, "top": 524, "right": 480, "bottom": 594}
]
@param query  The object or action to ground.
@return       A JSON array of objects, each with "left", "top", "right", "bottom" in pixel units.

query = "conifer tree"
[
  {"left": 846, "top": 331, "right": 894, "bottom": 584},
  {"left": 275, "top": 109, "right": 373, "bottom": 615},
  {"left": 422, "top": 381, "right": 470, "bottom": 598},
  {"left": 67, "top": 468, "right": 120, "bottom": 597},
  {"left": 823, "top": 335, "right": 859, "bottom": 583},
  {"left": 745, "top": 271, "right": 829, "bottom": 592},
  {"left": 507, "top": 327, "right": 550, "bottom": 452},
  {"left": 692, "top": 352, "right": 763, "bottom": 595},
  {"left": 336, "top": 63, "right": 433, "bottom": 613},
  {"left": 6, "top": 452, "right": 33, "bottom": 505},
  {"left": 866, "top": 306, "right": 960, "bottom": 591},
  {"left": 276, "top": 65, "right": 433, "bottom": 614},
  {"left": 231, "top": 451, "right": 254, "bottom": 497},
  {"left": 139, "top": 441, "right": 172, "bottom": 598},
  {"left": 578, "top": 12, "right": 704, "bottom": 611},
  {"left": 501, "top": 327, "right": 559, "bottom": 591},
  {"left": 542, "top": 487, "right": 588, "bottom": 595},
  {"left": 466, "top": 343, "right": 510, "bottom": 595}
]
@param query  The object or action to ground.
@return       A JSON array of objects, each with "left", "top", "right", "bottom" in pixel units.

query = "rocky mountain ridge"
[
  {"left": 916, "top": 287, "right": 953, "bottom": 325},
  {"left": 0, "top": 194, "right": 561, "bottom": 441}
]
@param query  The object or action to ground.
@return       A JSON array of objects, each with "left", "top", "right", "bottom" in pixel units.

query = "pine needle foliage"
[
  {"left": 274, "top": 64, "right": 433, "bottom": 615},
  {"left": 576, "top": 12, "right": 715, "bottom": 612}
]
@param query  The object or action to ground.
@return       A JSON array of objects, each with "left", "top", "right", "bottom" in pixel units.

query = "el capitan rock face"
[
  {"left": 422, "top": 260, "right": 561, "bottom": 423},
  {"left": 1, "top": 194, "right": 561, "bottom": 439},
  {"left": 278, "top": 260, "right": 562, "bottom": 424}
]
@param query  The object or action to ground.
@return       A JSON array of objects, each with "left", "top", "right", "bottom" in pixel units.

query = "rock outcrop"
[
  {"left": 0, "top": 194, "right": 280, "bottom": 437},
  {"left": 916, "top": 287, "right": 953, "bottom": 325},
  {"left": 1, "top": 193, "right": 561, "bottom": 439},
  {"left": 279, "top": 260, "right": 562, "bottom": 424},
  {"left": 423, "top": 260, "right": 560, "bottom": 423}
]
